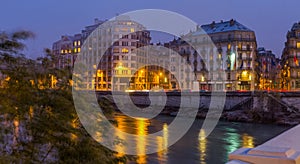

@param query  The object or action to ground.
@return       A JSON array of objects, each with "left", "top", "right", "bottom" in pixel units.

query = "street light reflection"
[{"left": 198, "top": 129, "right": 207, "bottom": 164}]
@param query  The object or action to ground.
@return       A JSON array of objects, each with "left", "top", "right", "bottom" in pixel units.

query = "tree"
[{"left": 0, "top": 31, "right": 127, "bottom": 163}]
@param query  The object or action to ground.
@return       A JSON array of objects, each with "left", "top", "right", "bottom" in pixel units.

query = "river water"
[{"left": 112, "top": 114, "right": 291, "bottom": 164}]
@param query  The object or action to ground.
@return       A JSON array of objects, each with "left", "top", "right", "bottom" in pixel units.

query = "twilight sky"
[{"left": 1, "top": 0, "right": 299, "bottom": 59}]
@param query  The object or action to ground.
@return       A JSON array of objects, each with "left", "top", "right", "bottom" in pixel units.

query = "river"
[{"left": 111, "top": 114, "right": 291, "bottom": 164}]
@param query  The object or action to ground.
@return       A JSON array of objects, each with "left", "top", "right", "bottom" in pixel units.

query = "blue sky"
[{"left": 1, "top": 0, "right": 299, "bottom": 58}]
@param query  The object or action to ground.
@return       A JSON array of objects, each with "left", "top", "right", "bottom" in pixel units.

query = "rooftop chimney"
[
  {"left": 210, "top": 21, "right": 216, "bottom": 28},
  {"left": 230, "top": 19, "right": 235, "bottom": 26}
]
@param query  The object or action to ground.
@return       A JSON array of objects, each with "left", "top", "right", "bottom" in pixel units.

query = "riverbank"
[
  {"left": 159, "top": 107, "right": 300, "bottom": 126},
  {"left": 97, "top": 91, "right": 300, "bottom": 126}
]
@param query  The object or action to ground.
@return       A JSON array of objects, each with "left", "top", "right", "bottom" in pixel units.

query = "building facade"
[
  {"left": 76, "top": 16, "right": 151, "bottom": 91},
  {"left": 52, "top": 34, "right": 82, "bottom": 69},
  {"left": 281, "top": 22, "right": 300, "bottom": 91},
  {"left": 52, "top": 19, "right": 105, "bottom": 69},
  {"left": 257, "top": 47, "right": 279, "bottom": 90},
  {"left": 180, "top": 19, "right": 257, "bottom": 91},
  {"left": 54, "top": 18, "right": 260, "bottom": 92}
]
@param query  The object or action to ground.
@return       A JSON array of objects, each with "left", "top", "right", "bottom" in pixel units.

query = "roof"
[
  {"left": 193, "top": 19, "right": 253, "bottom": 35},
  {"left": 292, "top": 22, "right": 300, "bottom": 31}
]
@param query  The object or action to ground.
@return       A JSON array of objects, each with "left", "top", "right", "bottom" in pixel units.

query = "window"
[
  {"left": 130, "top": 28, "right": 135, "bottom": 33},
  {"left": 122, "top": 42, "right": 129, "bottom": 46},
  {"left": 227, "top": 44, "right": 231, "bottom": 50},
  {"left": 131, "top": 42, "right": 136, "bottom": 47},
  {"left": 121, "top": 28, "right": 128, "bottom": 32},
  {"left": 113, "top": 41, "right": 119, "bottom": 46},
  {"left": 121, "top": 48, "right": 129, "bottom": 53},
  {"left": 78, "top": 41, "right": 81, "bottom": 46},
  {"left": 113, "top": 48, "right": 119, "bottom": 53},
  {"left": 227, "top": 73, "right": 231, "bottom": 80},
  {"left": 247, "top": 45, "right": 250, "bottom": 51},
  {"left": 131, "top": 35, "right": 136, "bottom": 39},
  {"left": 218, "top": 54, "right": 222, "bottom": 59},
  {"left": 74, "top": 41, "right": 77, "bottom": 46},
  {"left": 238, "top": 43, "right": 242, "bottom": 49},
  {"left": 171, "top": 66, "right": 175, "bottom": 71},
  {"left": 78, "top": 48, "right": 81, "bottom": 53},
  {"left": 113, "top": 56, "right": 119, "bottom": 60},
  {"left": 297, "top": 42, "right": 300, "bottom": 49}
]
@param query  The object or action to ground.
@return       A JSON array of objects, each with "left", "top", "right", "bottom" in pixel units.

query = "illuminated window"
[
  {"left": 218, "top": 54, "right": 222, "bottom": 59},
  {"left": 78, "top": 41, "right": 81, "bottom": 46},
  {"left": 69, "top": 49, "right": 72, "bottom": 53},
  {"left": 121, "top": 28, "right": 128, "bottom": 32},
  {"left": 78, "top": 48, "right": 81, "bottom": 53},
  {"left": 74, "top": 41, "right": 77, "bottom": 46},
  {"left": 121, "top": 48, "right": 129, "bottom": 53},
  {"left": 238, "top": 43, "right": 242, "bottom": 49},
  {"left": 61, "top": 50, "right": 64, "bottom": 54},
  {"left": 130, "top": 28, "right": 135, "bottom": 33},
  {"left": 64, "top": 50, "right": 68, "bottom": 54},
  {"left": 228, "top": 44, "right": 231, "bottom": 50},
  {"left": 74, "top": 48, "right": 77, "bottom": 53},
  {"left": 297, "top": 42, "right": 300, "bottom": 48},
  {"left": 113, "top": 48, "right": 119, "bottom": 53}
]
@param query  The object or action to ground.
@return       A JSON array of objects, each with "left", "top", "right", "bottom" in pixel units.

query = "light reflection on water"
[
  {"left": 111, "top": 114, "right": 290, "bottom": 164},
  {"left": 198, "top": 129, "right": 207, "bottom": 164}
]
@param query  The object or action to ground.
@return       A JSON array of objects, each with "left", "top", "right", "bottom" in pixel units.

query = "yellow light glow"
[
  {"left": 114, "top": 116, "right": 126, "bottom": 158},
  {"left": 198, "top": 129, "right": 207, "bottom": 163},
  {"left": 242, "top": 71, "right": 247, "bottom": 76},
  {"left": 121, "top": 48, "right": 129, "bottom": 53},
  {"left": 228, "top": 44, "right": 231, "bottom": 50},
  {"left": 242, "top": 134, "right": 254, "bottom": 148},
  {"left": 297, "top": 42, "right": 300, "bottom": 48},
  {"left": 164, "top": 77, "right": 167, "bottom": 83},
  {"left": 201, "top": 76, "right": 205, "bottom": 82},
  {"left": 159, "top": 72, "right": 162, "bottom": 76},
  {"left": 130, "top": 28, "right": 135, "bottom": 33},
  {"left": 29, "top": 106, "right": 34, "bottom": 118},
  {"left": 78, "top": 48, "right": 81, "bottom": 52},
  {"left": 136, "top": 118, "right": 148, "bottom": 164}
]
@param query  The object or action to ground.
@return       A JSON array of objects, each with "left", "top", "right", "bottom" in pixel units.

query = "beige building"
[
  {"left": 76, "top": 16, "right": 151, "bottom": 91},
  {"left": 181, "top": 19, "right": 257, "bottom": 91}
]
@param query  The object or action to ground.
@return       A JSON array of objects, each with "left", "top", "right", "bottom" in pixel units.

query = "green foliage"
[{"left": 0, "top": 31, "right": 126, "bottom": 163}]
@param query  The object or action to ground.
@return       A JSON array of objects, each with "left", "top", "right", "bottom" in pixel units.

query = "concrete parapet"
[{"left": 228, "top": 125, "right": 300, "bottom": 164}]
